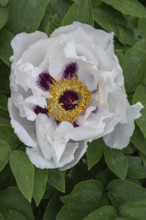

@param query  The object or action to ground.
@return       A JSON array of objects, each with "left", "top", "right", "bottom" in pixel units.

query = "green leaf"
[
  {"left": 94, "top": 5, "right": 135, "bottom": 46},
  {"left": 104, "top": 147, "right": 128, "bottom": 180},
  {"left": 9, "top": 151, "right": 34, "bottom": 201},
  {"left": 138, "top": 18, "right": 146, "bottom": 38},
  {"left": 0, "top": 213, "right": 4, "bottom": 220},
  {"left": 102, "top": 0, "right": 146, "bottom": 18},
  {"left": 83, "top": 206, "right": 116, "bottom": 220},
  {"left": 0, "top": 28, "right": 13, "bottom": 66},
  {"left": 56, "top": 180, "right": 104, "bottom": 220},
  {"left": 119, "top": 39, "right": 146, "bottom": 94},
  {"left": 0, "top": 8, "right": 9, "bottom": 29},
  {"left": 0, "top": 201, "right": 26, "bottom": 220},
  {"left": 40, "top": 0, "right": 71, "bottom": 35},
  {"left": 107, "top": 180, "right": 146, "bottom": 207},
  {"left": 0, "top": 187, "right": 34, "bottom": 220},
  {"left": 43, "top": 193, "right": 62, "bottom": 220},
  {"left": 131, "top": 127, "right": 146, "bottom": 155},
  {"left": 127, "top": 156, "right": 146, "bottom": 179},
  {"left": 133, "top": 85, "right": 146, "bottom": 138},
  {"left": 48, "top": 169, "right": 65, "bottom": 193},
  {"left": 119, "top": 202, "right": 146, "bottom": 220},
  {"left": 0, "top": 62, "right": 10, "bottom": 94},
  {"left": 0, "top": 0, "right": 9, "bottom": 7},
  {"left": 33, "top": 168, "right": 48, "bottom": 206},
  {"left": 0, "top": 124, "right": 20, "bottom": 150},
  {"left": 6, "top": 0, "right": 50, "bottom": 34},
  {"left": 62, "top": 0, "right": 94, "bottom": 26},
  {"left": 0, "top": 140, "right": 11, "bottom": 171},
  {"left": 86, "top": 139, "right": 104, "bottom": 170}
]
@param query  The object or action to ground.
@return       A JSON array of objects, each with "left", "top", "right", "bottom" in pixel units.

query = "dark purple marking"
[
  {"left": 37, "top": 72, "right": 55, "bottom": 91},
  {"left": 92, "top": 106, "right": 99, "bottom": 114},
  {"left": 63, "top": 62, "right": 78, "bottom": 79},
  {"left": 34, "top": 105, "right": 48, "bottom": 115},
  {"left": 59, "top": 90, "right": 79, "bottom": 110},
  {"left": 73, "top": 121, "right": 79, "bottom": 127}
]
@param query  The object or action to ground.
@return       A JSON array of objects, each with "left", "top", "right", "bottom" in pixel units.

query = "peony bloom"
[{"left": 8, "top": 22, "right": 143, "bottom": 170}]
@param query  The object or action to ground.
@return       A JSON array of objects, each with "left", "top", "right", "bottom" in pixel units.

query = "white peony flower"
[{"left": 8, "top": 22, "right": 143, "bottom": 170}]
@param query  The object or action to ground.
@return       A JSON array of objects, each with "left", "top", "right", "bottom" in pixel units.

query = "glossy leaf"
[
  {"left": 0, "top": 28, "right": 13, "bottom": 66},
  {"left": 6, "top": 0, "right": 50, "bottom": 33},
  {"left": 104, "top": 147, "right": 128, "bottom": 180},
  {"left": 86, "top": 139, "right": 104, "bottom": 170},
  {"left": 56, "top": 180, "right": 104, "bottom": 220},
  {"left": 48, "top": 169, "right": 65, "bottom": 193},
  {"left": 94, "top": 5, "right": 135, "bottom": 45},
  {"left": 119, "top": 39, "right": 146, "bottom": 94},
  {"left": 131, "top": 127, "right": 146, "bottom": 155},
  {"left": 127, "top": 156, "right": 146, "bottom": 179},
  {"left": 119, "top": 202, "right": 146, "bottom": 220},
  {"left": 0, "top": 187, "right": 34, "bottom": 220},
  {"left": 83, "top": 206, "right": 116, "bottom": 220},
  {"left": 33, "top": 168, "right": 48, "bottom": 206},
  {"left": 0, "top": 140, "right": 11, "bottom": 171},
  {"left": 0, "top": 124, "right": 20, "bottom": 150},
  {"left": 133, "top": 85, "right": 146, "bottom": 138},
  {"left": 62, "top": 0, "right": 94, "bottom": 26},
  {"left": 102, "top": 0, "right": 146, "bottom": 18},
  {"left": 43, "top": 193, "right": 62, "bottom": 220},
  {"left": 0, "top": 201, "right": 26, "bottom": 220},
  {"left": 0, "top": 213, "right": 4, "bottom": 220},
  {"left": 107, "top": 180, "right": 146, "bottom": 207},
  {"left": 0, "top": 8, "right": 9, "bottom": 29},
  {"left": 0, "top": 0, "right": 9, "bottom": 6},
  {"left": 9, "top": 151, "right": 34, "bottom": 201}
]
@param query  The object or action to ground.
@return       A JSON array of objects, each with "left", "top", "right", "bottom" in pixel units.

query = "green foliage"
[
  {"left": 104, "top": 147, "right": 128, "bottom": 180},
  {"left": 119, "top": 202, "right": 146, "bottom": 220},
  {"left": 118, "top": 39, "right": 146, "bottom": 94},
  {"left": 56, "top": 180, "right": 104, "bottom": 220},
  {"left": 84, "top": 206, "right": 116, "bottom": 220},
  {"left": 102, "top": 0, "right": 146, "bottom": 17},
  {"left": 0, "top": 187, "right": 34, "bottom": 220},
  {"left": 0, "top": 140, "right": 11, "bottom": 171},
  {"left": 107, "top": 180, "right": 146, "bottom": 207},
  {"left": 133, "top": 85, "right": 146, "bottom": 138},
  {"left": 0, "top": 0, "right": 146, "bottom": 219},
  {"left": 33, "top": 168, "right": 48, "bottom": 206},
  {"left": 0, "top": 8, "right": 9, "bottom": 30},
  {"left": 86, "top": 139, "right": 104, "bottom": 170},
  {"left": 0, "top": 28, "right": 13, "bottom": 66},
  {"left": 6, "top": 0, "right": 50, "bottom": 34},
  {"left": 48, "top": 169, "right": 65, "bottom": 193},
  {"left": 94, "top": 5, "right": 135, "bottom": 45},
  {"left": 9, "top": 151, "right": 34, "bottom": 201},
  {"left": 62, "top": 0, "right": 94, "bottom": 26}
]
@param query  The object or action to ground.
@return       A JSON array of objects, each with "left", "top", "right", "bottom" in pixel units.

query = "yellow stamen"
[{"left": 47, "top": 77, "right": 90, "bottom": 122}]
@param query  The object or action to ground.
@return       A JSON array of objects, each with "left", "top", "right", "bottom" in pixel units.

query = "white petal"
[
  {"left": 8, "top": 98, "right": 37, "bottom": 147},
  {"left": 60, "top": 141, "right": 88, "bottom": 170},
  {"left": 103, "top": 102, "right": 143, "bottom": 149},
  {"left": 11, "top": 31, "right": 47, "bottom": 62},
  {"left": 26, "top": 147, "right": 55, "bottom": 169},
  {"left": 57, "top": 142, "right": 79, "bottom": 167},
  {"left": 35, "top": 114, "right": 56, "bottom": 161}
]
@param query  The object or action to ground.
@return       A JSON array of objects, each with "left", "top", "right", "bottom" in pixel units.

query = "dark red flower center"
[{"left": 59, "top": 90, "right": 79, "bottom": 110}]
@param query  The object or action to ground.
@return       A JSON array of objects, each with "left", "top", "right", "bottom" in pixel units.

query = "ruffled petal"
[
  {"left": 11, "top": 31, "right": 47, "bottom": 63},
  {"left": 8, "top": 98, "right": 37, "bottom": 147},
  {"left": 103, "top": 102, "right": 143, "bottom": 149}
]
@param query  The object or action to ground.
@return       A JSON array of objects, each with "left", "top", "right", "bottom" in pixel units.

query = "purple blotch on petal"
[
  {"left": 37, "top": 72, "right": 55, "bottom": 91},
  {"left": 34, "top": 105, "right": 48, "bottom": 115},
  {"left": 92, "top": 106, "right": 99, "bottom": 114},
  {"left": 63, "top": 62, "right": 78, "bottom": 79},
  {"left": 73, "top": 121, "right": 79, "bottom": 127}
]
